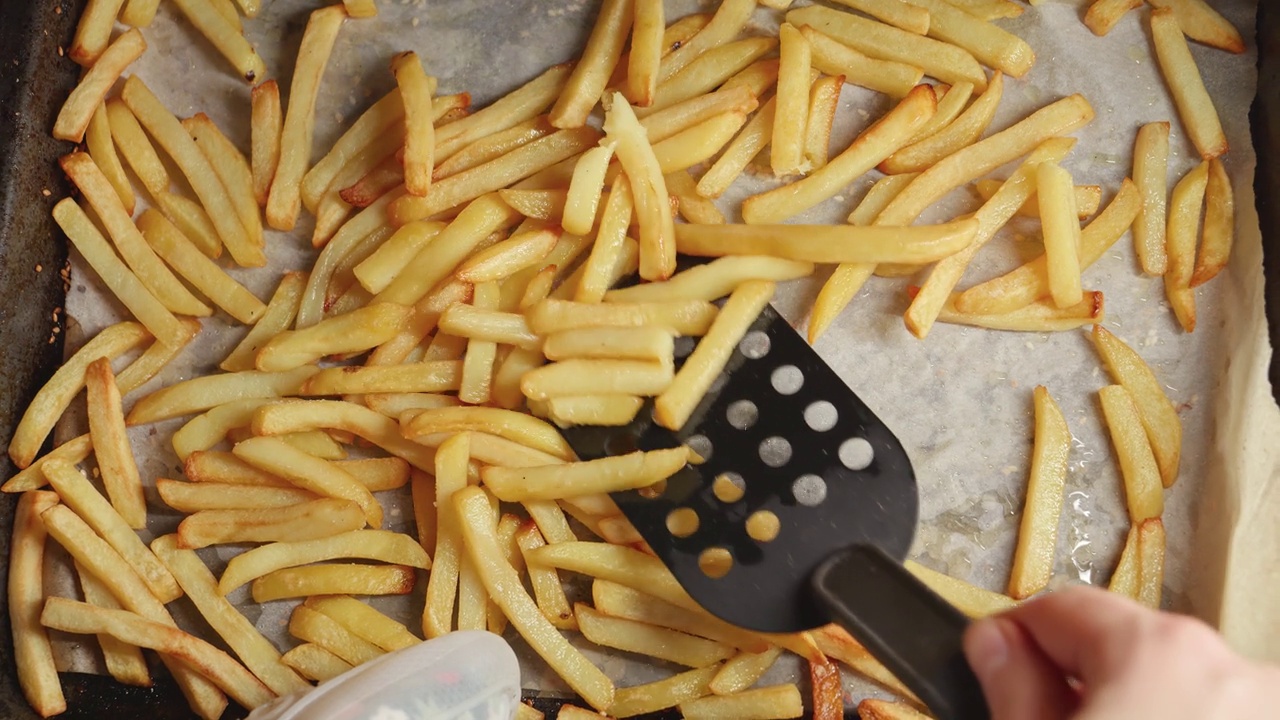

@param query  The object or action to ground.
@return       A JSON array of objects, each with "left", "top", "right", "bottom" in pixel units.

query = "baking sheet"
[{"left": 48, "top": 0, "right": 1273, "bottom": 710}]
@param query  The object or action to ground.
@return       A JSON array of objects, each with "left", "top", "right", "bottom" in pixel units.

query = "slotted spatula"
[{"left": 560, "top": 304, "right": 990, "bottom": 720}]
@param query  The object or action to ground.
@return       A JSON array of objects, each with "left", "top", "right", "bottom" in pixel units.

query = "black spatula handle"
[{"left": 811, "top": 545, "right": 990, "bottom": 720}]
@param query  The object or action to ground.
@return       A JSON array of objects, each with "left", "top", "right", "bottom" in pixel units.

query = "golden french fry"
[
  {"left": 905, "top": 83, "right": 972, "bottom": 145},
  {"left": 945, "top": 0, "right": 1023, "bottom": 19},
  {"left": 1165, "top": 161, "right": 1208, "bottom": 333},
  {"left": 550, "top": 0, "right": 632, "bottom": 128},
  {"left": 76, "top": 559, "right": 151, "bottom": 688},
  {"left": 183, "top": 114, "right": 264, "bottom": 253},
  {"left": 253, "top": 563, "right": 414, "bottom": 603},
  {"left": 251, "top": 80, "right": 283, "bottom": 207},
  {"left": 158, "top": 479, "right": 316, "bottom": 513},
  {"left": 546, "top": 396, "right": 645, "bottom": 427},
  {"left": 86, "top": 102, "right": 136, "bottom": 215},
  {"left": 927, "top": 290, "right": 1104, "bottom": 333},
  {"left": 289, "top": 606, "right": 383, "bottom": 666},
  {"left": 515, "top": 521, "right": 576, "bottom": 629},
  {"left": 153, "top": 191, "right": 223, "bottom": 259},
  {"left": 457, "top": 225, "right": 561, "bottom": 283},
  {"left": 831, "top": 0, "right": 928, "bottom": 33},
  {"left": 711, "top": 649, "right": 785, "bottom": 698},
  {"left": 115, "top": 318, "right": 202, "bottom": 395},
  {"left": 435, "top": 117, "right": 555, "bottom": 180},
  {"left": 604, "top": 92, "right": 676, "bottom": 280},
  {"left": 178, "top": 498, "right": 366, "bottom": 549},
  {"left": 1085, "top": 0, "right": 1143, "bottom": 36},
  {"left": 455, "top": 486, "right": 614, "bottom": 710},
  {"left": 303, "top": 88, "right": 409, "bottom": 211},
  {"left": 666, "top": 170, "right": 725, "bottom": 225},
  {"left": 611, "top": 257, "right": 814, "bottom": 304},
  {"left": 1150, "top": 8, "right": 1227, "bottom": 159},
  {"left": 70, "top": 0, "right": 127, "bottom": 65},
  {"left": 649, "top": 37, "right": 777, "bottom": 114},
  {"left": 3, "top": 435, "right": 93, "bottom": 494},
  {"left": 252, "top": 399, "right": 437, "bottom": 471},
  {"left": 1037, "top": 161, "right": 1084, "bottom": 309},
  {"left": 680, "top": 685, "right": 804, "bottom": 720},
  {"left": 120, "top": 0, "right": 161, "bottom": 25},
  {"left": 436, "top": 305, "right": 540, "bottom": 352},
  {"left": 392, "top": 52, "right": 435, "bottom": 197},
  {"left": 424, "top": 433, "right": 468, "bottom": 638},
  {"left": 354, "top": 222, "right": 444, "bottom": 294},
  {"left": 575, "top": 175, "right": 634, "bottom": 303},
  {"left": 1008, "top": 387, "right": 1070, "bottom": 600},
  {"left": 1109, "top": 525, "right": 1141, "bottom": 598},
  {"left": 811, "top": 626, "right": 914, "bottom": 698},
  {"left": 696, "top": 96, "right": 777, "bottom": 200},
  {"left": 221, "top": 272, "right": 304, "bottom": 372},
  {"left": 138, "top": 211, "right": 266, "bottom": 324},
  {"left": 10, "top": 491, "right": 65, "bottom": 716},
  {"left": 1136, "top": 517, "right": 1166, "bottom": 608},
  {"left": 772, "top": 24, "right": 812, "bottom": 176},
  {"left": 342, "top": 0, "right": 377, "bottom": 18},
  {"left": 789, "top": 5, "right": 986, "bottom": 90},
  {"left": 1147, "top": 0, "right": 1245, "bottom": 53},
  {"left": 611, "top": 666, "right": 720, "bottom": 718},
  {"left": 41, "top": 598, "right": 271, "bottom": 710},
  {"left": 1132, "top": 121, "right": 1173, "bottom": 276},
  {"left": 954, "top": 178, "right": 1140, "bottom": 315},
  {"left": 656, "top": 280, "right": 773, "bottom": 430},
  {"left": 280, "top": 644, "right": 351, "bottom": 683},
  {"left": 972, "top": 178, "right": 1101, "bottom": 220},
  {"left": 458, "top": 281, "right": 499, "bottom": 404},
  {"left": 746, "top": 86, "right": 935, "bottom": 224},
  {"left": 481, "top": 448, "right": 687, "bottom": 502},
  {"left": 577, "top": 602, "right": 734, "bottom": 667},
  {"left": 678, "top": 219, "right": 978, "bottom": 264},
  {"left": 803, "top": 74, "right": 844, "bottom": 170},
  {"left": 105, "top": 97, "right": 169, "bottom": 196},
  {"left": 56, "top": 29, "right": 147, "bottom": 142},
  {"left": 626, "top": 0, "right": 665, "bottom": 106},
  {"left": 401, "top": 406, "right": 574, "bottom": 460},
  {"left": 1091, "top": 326, "right": 1182, "bottom": 487},
  {"left": 301, "top": 362, "right": 461, "bottom": 396},
  {"left": 904, "top": 560, "right": 1017, "bottom": 617},
  {"left": 1192, "top": 158, "right": 1234, "bottom": 287},
  {"left": 8, "top": 320, "right": 148, "bottom": 469},
  {"left": 907, "top": 0, "right": 1034, "bottom": 77},
  {"left": 127, "top": 367, "right": 317, "bottom": 425},
  {"left": 151, "top": 535, "right": 309, "bottom": 696},
  {"left": 883, "top": 72, "right": 1004, "bottom": 175},
  {"left": 858, "top": 699, "right": 933, "bottom": 720},
  {"left": 435, "top": 63, "right": 571, "bottom": 161},
  {"left": 267, "top": 5, "right": 347, "bottom": 230},
  {"left": 543, "top": 326, "right": 674, "bottom": 363},
  {"left": 1099, "top": 385, "right": 1165, "bottom": 523},
  {"left": 169, "top": 0, "right": 265, "bottom": 81},
  {"left": 257, "top": 302, "right": 411, "bottom": 371},
  {"left": 563, "top": 145, "right": 614, "bottom": 237},
  {"left": 529, "top": 298, "right": 718, "bottom": 336},
  {"left": 61, "top": 153, "right": 211, "bottom": 317},
  {"left": 233, "top": 436, "right": 382, "bottom": 527},
  {"left": 810, "top": 658, "right": 843, "bottom": 720},
  {"left": 657, "top": 0, "right": 755, "bottom": 83},
  {"left": 219, "top": 529, "right": 430, "bottom": 595},
  {"left": 305, "top": 596, "right": 418, "bottom": 652},
  {"left": 592, "top": 580, "right": 766, "bottom": 652},
  {"left": 801, "top": 26, "right": 922, "bottom": 99},
  {"left": 521, "top": 359, "right": 674, "bottom": 401},
  {"left": 366, "top": 392, "right": 461, "bottom": 417}
]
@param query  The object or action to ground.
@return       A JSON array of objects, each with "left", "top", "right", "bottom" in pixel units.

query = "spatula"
[{"left": 560, "top": 304, "right": 990, "bottom": 720}]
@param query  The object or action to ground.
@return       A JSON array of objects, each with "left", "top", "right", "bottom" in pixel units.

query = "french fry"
[
  {"left": 168, "top": 0, "right": 265, "bottom": 81},
  {"left": 810, "top": 658, "right": 843, "bottom": 720},
  {"left": 656, "top": 280, "right": 774, "bottom": 430},
  {"left": 455, "top": 485, "right": 615, "bottom": 710},
  {"left": 697, "top": 98, "right": 776, "bottom": 200},
  {"left": 138, "top": 211, "right": 266, "bottom": 324},
  {"left": 945, "top": 0, "right": 1023, "bottom": 19},
  {"left": 801, "top": 26, "right": 922, "bottom": 99},
  {"left": 577, "top": 602, "right": 735, "bottom": 667},
  {"left": 709, "top": 647, "right": 785, "bottom": 695},
  {"left": 402, "top": 407, "right": 574, "bottom": 459},
  {"left": 657, "top": 0, "right": 755, "bottom": 83},
  {"left": 61, "top": 153, "right": 211, "bottom": 317},
  {"left": 121, "top": 77, "right": 264, "bottom": 267},
  {"left": 41, "top": 598, "right": 272, "bottom": 710},
  {"left": 550, "top": 0, "right": 633, "bottom": 128},
  {"left": 576, "top": 175, "right": 634, "bottom": 303},
  {"left": 151, "top": 535, "right": 309, "bottom": 696},
  {"left": 70, "top": 0, "right": 127, "bottom": 65},
  {"left": 342, "top": 0, "right": 377, "bottom": 18},
  {"left": 10, "top": 491, "right": 65, "bottom": 717},
  {"left": 1099, "top": 385, "right": 1164, "bottom": 523},
  {"left": 120, "top": 0, "right": 161, "bottom": 26},
  {"left": 257, "top": 302, "right": 411, "bottom": 371},
  {"left": 562, "top": 146, "right": 614, "bottom": 237},
  {"left": 301, "top": 362, "right": 461, "bottom": 396},
  {"left": 927, "top": 290, "right": 1104, "bottom": 333},
  {"left": 56, "top": 29, "right": 147, "bottom": 142},
  {"left": 288, "top": 606, "right": 383, "bottom": 666},
  {"left": 391, "top": 52, "right": 435, "bottom": 197},
  {"left": 457, "top": 225, "right": 561, "bottom": 283},
  {"left": 788, "top": 5, "right": 986, "bottom": 90},
  {"left": 544, "top": 326, "right": 674, "bottom": 363},
  {"left": 127, "top": 366, "right": 317, "bottom": 425},
  {"left": 627, "top": 0, "right": 665, "bottom": 106},
  {"left": 907, "top": 83, "right": 972, "bottom": 145},
  {"left": 1150, "top": 8, "right": 1227, "bottom": 159},
  {"left": 1091, "top": 326, "right": 1182, "bottom": 487},
  {"left": 1165, "top": 161, "right": 1208, "bottom": 333},
  {"left": 679, "top": 684, "right": 804, "bottom": 720},
  {"left": 75, "top": 560, "right": 151, "bottom": 688},
  {"left": 666, "top": 170, "right": 725, "bottom": 225},
  {"left": 1192, "top": 158, "right": 1234, "bottom": 287},
  {"left": 437, "top": 305, "right": 541, "bottom": 352},
  {"left": 743, "top": 85, "right": 936, "bottom": 223},
  {"left": 104, "top": 96, "right": 168, "bottom": 199},
  {"left": 904, "top": 0, "right": 1035, "bottom": 77},
  {"left": 303, "top": 88, "right": 410, "bottom": 211},
  {"left": 435, "top": 63, "right": 571, "bottom": 160},
  {"left": 158, "top": 479, "right": 316, "bottom": 512},
  {"left": 592, "top": 579, "right": 767, "bottom": 652},
  {"left": 1147, "top": 0, "right": 1245, "bottom": 54},
  {"left": 305, "top": 596, "right": 418, "bottom": 652},
  {"left": 8, "top": 320, "right": 148, "bottom": 469},
  {"left": 649, "top": 38, "right": 777, "bottom": 114},
  {"left": 252, "top": 399, "right": 438, "bottom": 472},
  {"left": 521, "top": 359, "right": 674, "bottom": 401},
  {"left": 803, "top": 74, "right": 844, "bottom": 170},
  {"left": 423, "top": 433, "right": 468, "bottom": 638},
  {"left": 610, "top": 666, "right": 720, "bottom": 718},
  {"left": 177, "top": 498, "right": 366, "bottom": 549},
  {"left": 85, "top": 102, "right": 135, "bottom": 215},
  {"left": 610, "top": 257, "right": 812, "bottom": 304},
  {"left": 218, "top": 529, "right": 430, "bottom": 595},
  {"left": 831, "top": 0, "right": 929, "bottom": 34},
  {"left": 677, "top": 219, "right": 978, "bottom": 264},
  {"left": 772, "top": 24, "right": 812, "bottom": 176},
  {"left": 604, "top": 93, "right": 676, "bottom": 280},
  {"left": 1108, "top": 524, "right": 1141, "bottom": 598},
  {"left": 115, "top": 318, "right": 203, "bottom": 395},
  {"left": 954, "top": 178, "right": 1140, "bottom": 315},
  {"left": 353, "top": 222, "right": 443, "bottom": 294},
  {"left": 253, "top": 563, "right": 415, "bottom": 602},
  {"left": 529, "top": 298, "right": 718, "bottom": 336},
  {"left": 972, "top": 178, "right": 1101, "bottom": 220},
  {"left": 1136, "top": 517, "right": 1166, "bottom": 608},
  {"left": 389, "top": 128, "right": 600, "bottom": 226},
  {"left": 1037, "top": 161, "right": 1084, "bottom": 309},
  {"left": 546, "top": 396, "right": 645, "bottom": 427},
  {"left": 252, "top": 80, "right": 283, "bottom": 207},
  {"left": 904, "top": 560, "right": 1017, "bottom": 617},
  {"left": 153, "top": 191, "right": 223, "bottom": 259},
  {"left": 3, "top": 435, "right": 93, "bottom": 494},
  {"left": 233, "top": 436, "right": 383, "bottom": 527},
  {"left": 882, "top": 72, "right": 1004, "bottom": 175},
  {"left": 482, "top": 447, "right": 687, "bottom": 502},
  {"left": 457, "top": 281, "right": 499, "bottom": 404},
  {"left": 811, "top": 625, "right": 914, "bottom": 698},
  {"left": 1085, "top": 0, "right": 1143, "bottom": 36},
  {"left": 515, "top": 521, "right": 577, "bottom": 629},
  {"left": 221, "top": 272, "right": 304, "bottom": 372},
  {"left": 1132, "top": 122, "right": 1173, "bottom": 275},
  {"left": 280, "top": 644, "right": 352, "bottom": 683},
  {"left": 267, "top": 4, "right": 347, "bottom": 230},
  {"left": 183, "top": 114, "right": 265, "bottom": 254},
  {"left": 435, "top": 117, "right": 554, "bottom": 180},
  {"left": 858, "top": 699, "right": 933, "bottom": 720},
  {"left": 1008, "top": 387, "right": 1070, "bottom": 600}
]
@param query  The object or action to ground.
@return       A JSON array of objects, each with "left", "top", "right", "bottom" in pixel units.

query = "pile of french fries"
[{"left": 11, "top": 0, "right": 1242, "bottom": 717}]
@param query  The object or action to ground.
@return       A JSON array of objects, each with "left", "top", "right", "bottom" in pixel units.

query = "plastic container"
[{"left": 247, "top": 631, "right": 523, "bottom": 720}]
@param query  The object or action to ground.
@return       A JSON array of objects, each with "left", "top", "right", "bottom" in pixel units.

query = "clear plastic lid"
[{"left": 248, "top": 631, "right": 523, "bottom": 720}]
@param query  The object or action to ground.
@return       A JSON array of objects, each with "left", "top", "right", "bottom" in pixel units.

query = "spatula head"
[{"left": 560, "top": 304, "right": 918, "bottom": 633}]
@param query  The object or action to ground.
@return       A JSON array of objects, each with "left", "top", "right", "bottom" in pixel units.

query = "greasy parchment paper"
[{"left": 46, "top": 0, "right": 1279, "bottom": 708}]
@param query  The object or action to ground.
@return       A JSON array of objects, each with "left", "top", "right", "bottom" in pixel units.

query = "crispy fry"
[
  {"left": 158, "top": 479, "right": 316, "bottom": 512},
  {"left": 577, "top": 603, "right": 734, "bottom": 667},
  {"left": 592, "top": 579, "right": 766, "bottom": 652},
  {"left": 457, "top": 225, "right": 561, "bottom": 283},
  {"left": 116, "top": 320, "right": 201, "bottom": 397},
  {"left": 1192, "top": 158, "right": 1233, "bottom": 287},
  {"left": 680, "top": 685, "right": 804, "bottom": 720},
  {"left": 253, "top": 563, "right": 414, "bottom": 602},
  {"left": 252, "top": 399, "right": 438, "bottom": 471},
  {"left": 234, "top": 436, "right": 383, "bottom": 527},
  {"left": 1165, "top": 161, "right": 1208, "bottom": 332},
  {"left": 811, "top": 626, "right": 914, "bottom": 698},
  {"left": 251, "top": 80, "right": 283, "bottom": 206},
  {"left": 544, "top": 326, "right": 675, "bottom": 363},
  {"left": 353, "top": 221, "right": 443, "bottom": 293},
  {"left": 627, "top": 0, "right": 665, "bottom": 106},
  {"left": 516, "top": 521, "right": 577, "bottom": 629},
  {"left": 288, "top": 606, "right": 383, "bottom": 666},
  {"left": 521, "top": 359, "right": 674, "bottom": 401},
  {"left": 1085, "top": 0, "right": 1143, "bottom": 36},
  {"left": 303, "top": 88, "right": 409, "bottom": 211},
  {"left": 1037, "top": 161, "right": 1084, "bottom": 309},
  {"left": 104, "top": 97, "right": 168, "bottom": 196},
  {"left": 70, "top": 0, "right": 128, "bottom": 65},
  {"left": 457, "top": 281, "right": 499, "bottom": 404},
  {"left": 927, "top": 290, "right": 1104, "bottom": 333},
  {"left": 1008, "top": 387, "right": 1070, "bottom": 600},
  {"left": 388, "top": 53, "right": 435, "bottom": 198},
  {"left": 258, "top": 302, "right": 411, "bottom": 371},
  {"left": 883, "top": 72, "right": 1003, "bottom": 175},
  {"left": 810, "top": 658, "right": 843, "bottom": 720},
  {"left": 1099, "top": 385, "right": 1165, "bottom": 523},
  {"left": 57, "top": 29, "right": 147, "bottom": 142},
  {"left": 576, "top": 174, "right": 634, "bottom": 303},
  {"left": 611, "top": 666, "right": 720, "bottom": 718},
  {"left": 169, "top": 0, "right": 265, "bottom": 81},
  {"left": 907, "top": 0, "right": 1034, "bottom": 77},
  {"left": 75, "top": 560, "right": 151, "bottom": 688},
  {"left": 402, "top": 407, "right": 574, "bottom": 460},
  {"left": 551, "top": 0, "right": 633, "bottom": 128},
  {"left": 649, "top": 37, "right": 777, "bottom": 114},
  {"left": 831, "top": 0, "right": 928, "bottom": 34},
  {"left": 218, "top": 529, "right": 430, "bottom": 595},
  {"left": 563, "top": 144, "right": 614, "bottom": 237},
  {"left": 3, "top": 435, "right": 93, "bottom": 494},
  {"left": 79, "top": 358, "right": 153, "bottom": 529},
  {"left": 709, "top": 648, "right": 785, "bottom": 695},
  {"left": 904, "top": 560, "right": 1017, "bottom": 617},
  {"left": 85, "top": 102, "right": 135, "bottom": 214},
  {"left": 907, "top": 82, "right": 973, "bottom": 145},
  {"left": 301, "top": 362, "right": 461, "bottom": 396},
  {"left": 858, "top": 699, "right": 932, "bottom": 720},
  {"left": 178, "top": 498, "right": 366, "bottom": 549},
  {"left": 529, "top": 298, "right": 718, "bottom": 335},
  {"left": 153, "top": 191, "right": 223, "bottom": 259},
  {"left": 221, "top": 272, "right": 304, "bottom": 372},
  {"left": 1136, "top": 517, "right": 1166, "bottom": 608},
  {"left": 1109, "top": 525, "right": 1141, "bottom": 598},
  {"left": 801, "top": 26, "right": 922, "bottom": 99},
  {"left": 280, "top": 644, "right": 351, "bottom": 683},
  {"left": 657, "top": 0, "right": 756, "bottom": 83},
  {"left": 305, "top": 596, "right": 418, "bottom": 652},
  {"left": 435, "top": 117, "right": 554, "bottom": 180},
  {"left": 127, "top": 366, "right": 317, "bottom": 425},
  {"left": 10, "top": 491, "right": 65, "bottom": 717},
  {"left": 803, "top": 74, "right": 844, "bottom": 170},
  {"left": 945, "top": 0, "right": 1023, "bottom": 19},
  {"left": 1091, "top": 326, "right": 1182, "bottom": 487},
  {"left": 604, "top": 93, "right": 676, "bottom": 280},
  {"left": 342, "top": 0, "right": 377, "bottom": 18},
  {"left": 139, "top": 211, "right": 266, "bottom": 324},
  {"left": 677, "top": 219, "right": 978, "bottom": 264},
  {"left": 696, "top": 97, "right": 776, "bottom": 199},
  {"left": 183, "top": 114, "right": 264, "bottom": 254},
  {"left": 772, "top": 24, "right": 812, "bottom": 176},
  {"left": 1147, "top": 0, "right": 1245, "bottom": 54},
  {"left": 1150, "top": 8, "right": 1227, "bottom": 159},
  {"left": 435, "top": 64, "right": 571, "bottom": 160},
  {"left": 666, "top": 170, "right": 725, "bottom": 225},
  {"left": 972, "top": 178, "right": 1101, "bottom": 220},
  {"left": 422, "top": 434, "right": 468, "bottom": 637},
  {"left": 546, "top": 395, "right": 645, "bottom": 427},
  {"left": 482, "top": 448, "right": 687, "bottom": 501}
]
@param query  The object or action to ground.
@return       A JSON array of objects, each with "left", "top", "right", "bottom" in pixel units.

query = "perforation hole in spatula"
[{"left": 559, "top": 304, "right": 918, "bottom": 633}]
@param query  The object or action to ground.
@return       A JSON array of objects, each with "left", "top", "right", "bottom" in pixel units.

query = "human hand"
[{"left": 963, "top": 584, "right": 1280, "bottom": 720}]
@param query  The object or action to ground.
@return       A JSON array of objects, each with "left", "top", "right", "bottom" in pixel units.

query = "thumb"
[{"left": 964, "top": 617, "right": 1077, "bottom": 720}]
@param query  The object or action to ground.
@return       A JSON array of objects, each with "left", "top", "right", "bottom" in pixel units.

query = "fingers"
[{"left": 964, "top": 616, "right": 1077, "bottom": 720}]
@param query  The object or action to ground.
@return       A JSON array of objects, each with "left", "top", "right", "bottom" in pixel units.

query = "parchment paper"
[{"left": 51, "top": 0, "right": 1276, "bottom": 708}]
